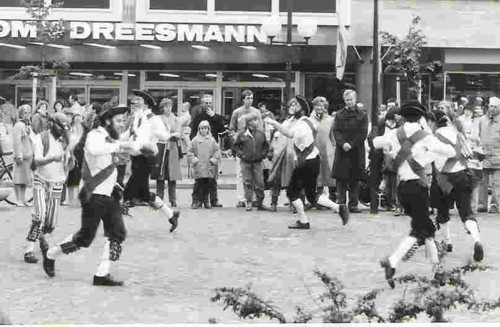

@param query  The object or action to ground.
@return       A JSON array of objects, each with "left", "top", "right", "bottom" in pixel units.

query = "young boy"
[{"left": 233, "top": 113, "right": 270, "bottom": 211}]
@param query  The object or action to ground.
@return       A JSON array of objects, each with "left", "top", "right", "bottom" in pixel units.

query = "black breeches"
[
  {"left": 286, "top": 156, "right": 320, "bottom": 204},
  {"left": 124, "top": 155, "right": 151, "bottom": 202},
  {"left": 398, "top": 180, "right": 436, "bottom": 242},
  {"left": 73, "top": 194, "right": 127, "bottom": 248}
]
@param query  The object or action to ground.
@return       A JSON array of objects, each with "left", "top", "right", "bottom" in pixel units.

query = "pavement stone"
[{"left": 1, "top": 189, "right": 500, "bottom": 324}]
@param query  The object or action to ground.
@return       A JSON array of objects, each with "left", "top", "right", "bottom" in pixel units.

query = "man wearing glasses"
[{"left": 23, "top": 113, "right": 71, "bottom": 264}]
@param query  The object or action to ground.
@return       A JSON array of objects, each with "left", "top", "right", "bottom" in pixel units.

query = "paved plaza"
[{"left": 1, "top": 189, "right": 500, "bottom": 324}]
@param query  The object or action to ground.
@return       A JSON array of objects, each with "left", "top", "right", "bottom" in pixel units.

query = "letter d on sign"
[{"left": 70, "top": 22, "right": 91, "bottom": 39}]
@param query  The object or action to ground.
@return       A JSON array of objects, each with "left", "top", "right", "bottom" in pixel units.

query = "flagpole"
[{"left": 369, "top": 0, "right": 380, "bottom": 214}]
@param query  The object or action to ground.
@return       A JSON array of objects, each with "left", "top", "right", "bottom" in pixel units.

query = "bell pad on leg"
[
  {"left": 109, "top": 240, "right": 123, "bottom": 261},
  {"left": 27, "top": 220, "right": 42, "bottom": 242},
  {"left": 60, "top": 241, "right": 80, "bottom": 254}
]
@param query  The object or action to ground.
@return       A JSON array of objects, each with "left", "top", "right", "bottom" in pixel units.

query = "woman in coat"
[
  {"left": 12, "top": 104, "right": 34, "bottom": 206},
  {"left": 150, "top": 98, "right": 183, "bottom": 207},
  {"left": 332, "top": 90, "right": 368, "bottom": 213},
  {"left": 32, "top": 100, "right": 50, "bottom": 135},
  {"left": 310, "top": 96, "right": 336, "bottom": 202}
]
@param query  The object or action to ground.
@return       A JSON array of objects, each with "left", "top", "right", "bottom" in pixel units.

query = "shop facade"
[{"left": 0, "top": 0, "right": 499, "bottom": 117}]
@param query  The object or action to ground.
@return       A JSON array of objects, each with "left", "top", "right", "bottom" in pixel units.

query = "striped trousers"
[{"left": 30, "top": 175, "right": 64, "bottom": 238}]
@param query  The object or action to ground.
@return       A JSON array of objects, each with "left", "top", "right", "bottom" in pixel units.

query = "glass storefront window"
[
  {"left": 89, "top": 87, "right": 120, "bottom": 105},
  {"left": 221, "top": 87, "right": 282, "bottom": 118},
  {"left": 146, "top": 71, "right": 217, "bottom": 83},
  {"left": 304, "top": 73, "right": 355, "bottom": 113},
  {"left": 59, "top": 71, "right": 123, "bottom": 81},
  {"left": 215, "top": 0, "right": 271, "bottom": 12},
  {"left": 222, "top": 72, "right": 292, "bottom": 83},
  {"left": 446, "top": 73, "right": 500, "bottom": 102},
  {"left": 150, "top": 0, "right": 207, "bottom": 11},
  {"left": 56, "top": 87, "right": 86, "bottom": 108},
  {"left": 279, "top": 0, "right": 336, "bottom": 13},
  {"left": 183, "top": 89, "right": 214, "bottom": 108},
  {"left": 59, "top": 0, "right": 110, "bottom": 9}
]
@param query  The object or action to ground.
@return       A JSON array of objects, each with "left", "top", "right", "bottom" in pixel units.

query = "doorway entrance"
[{"left": 221, "top": 87, "right": 283, "bottom": 119}]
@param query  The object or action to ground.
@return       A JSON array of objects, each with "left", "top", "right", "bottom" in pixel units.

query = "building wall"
[{"left": 350, "top": 0, "right": 500, "bottom": 49}]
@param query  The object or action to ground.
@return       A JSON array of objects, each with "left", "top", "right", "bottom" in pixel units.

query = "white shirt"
[
  {"left": 433, "top": 126, "right": 467, "bottom": 173},
  {"left": 32, "top": 132, "right": 66, "bottom": 183},
  {"left": 83, "top": 127, "right": 120, "bottom": 197},
  {"left": 293, "top": 117, "right": 319, "bottom": 160},
  {"left": 123, "top": 110, "right": 169, "bottom": 156},
  {"left": 373, "top": 122, "right": 455, "bottom": 182}
]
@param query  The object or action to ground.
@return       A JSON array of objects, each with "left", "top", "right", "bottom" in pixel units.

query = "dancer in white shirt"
[
  {"left": 431, "top": 109, "right": 484, "bottom": 262},
  {"left": 42, "top": 105, "right": 180, "bottom": 286},
  {"left": 265, "top": 96, "right": 349, "bottom": 229},
  {"left": 23, "top": 113, "right": 71, "bottom": 264},
  {"left": 374, "top": 103, "right": 455, "bottom": 288}
]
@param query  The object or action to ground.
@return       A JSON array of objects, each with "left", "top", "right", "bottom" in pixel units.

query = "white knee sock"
[
  {"left": 25, "top": 241, "right": 35, "bottom": 253},
  {"left": 316, "top": 194, "right": 340, "bottom": 212},
  {"left": 47, "top": 234, "right": 73, "bottom": 260},
  {"left": 95, "top": 240, "right": 111, "bottom": 277},
  {"left": 441, "top": 222, "right": 451, "bottom": 244},
  {"left": 425, "top": 238, "right": 439, "bottom": 265},
  {"left": 389, "top": 236, "right": 418, "bottom": 268},
  {"left": 465, "top": 220, "right": 481, "bottom": 243},
  {"left": 152, "top": 196, "right": 174, "bottom": 218},
  {"left": 291, "top": 199, "right": 309, "bottom": 224}
]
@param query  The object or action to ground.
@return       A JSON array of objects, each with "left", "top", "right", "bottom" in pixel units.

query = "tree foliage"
[
  {"left": 380, "top": 16, "right": 442, "bottom": 89},
  {"left": 12, "top": 0, "right": 71, "bottom": 81}
]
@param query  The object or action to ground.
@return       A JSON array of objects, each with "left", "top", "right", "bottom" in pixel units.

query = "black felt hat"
[
  {"left": 400, "top": 101, "right": 427, "bottom": 118},
  {"left": 98, "top": 104, "right": 129, "bottom": 123},
  {"left": 132, "top": 89, "right": 156, "bottom": 109}
]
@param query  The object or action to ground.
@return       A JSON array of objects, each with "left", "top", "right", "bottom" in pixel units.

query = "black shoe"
[
  {"left": 473, "top": 241, "right": 484, "bottom": 262},
  {"left": 191, "top": 202, "right": 201, "bottom": 209},
  {"left": 170, "top": 202, "right": 177, "bottom": 208},
  {"left": 93, "top": 274, "right": 124, "bottom": 286},
  {"left": 270, "top": 204, "right": 277, "bottom": 212},
  {"left": 24, "top": 251, "right": 38, "bottom": 264},
  {"left": 236, "top": 201, "right": 246, "bottom": 208},
  {"left": 169, "top": 210, "right": 180, "bottom": 232},
  {"left": 42, "top": 256, "right": 55, "bottom": 277},
  {"left": 211, "top": 202, "right": 223, "bottom": 208},
  {"left": 477, "top": 207, "right": 487, "bottom": 213},
  {"left": 257, "top": 204, "right": 271, "bottom": 211},
  {"left": 304, "top": 203, "right": 315, "bottom": 211},
  {"left": 252, "top": 200, "right": 259, "bottom": 207},
  {"left": 288, "top": 221, "right": 310, "bottom": 230},
  {"left": 349, "top": 207, "right": 362, "bottom": 213},
  {"left": 380, "top": 257, "right": 395, "bottom": 289},
  {"left": 338, "top": 204, "right": 349, "bottom": 225},
  {"left": 446, "top": 243, "right": 453, "bottom": 253},
  {"left": 204, "top": 201, "right": 212, "bottom": 209}
]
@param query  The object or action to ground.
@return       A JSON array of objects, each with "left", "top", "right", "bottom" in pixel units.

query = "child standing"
[
  {"left": 187, "top": 120, "right": 220, "bottom": 209},
  {"left": 232, "top": 113, "right": 271, "bottom": 211}
]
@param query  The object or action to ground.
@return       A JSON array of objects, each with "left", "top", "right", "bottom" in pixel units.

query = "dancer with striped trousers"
[{"left": 24, "top": 113, "right": 71, "bottom": 264}]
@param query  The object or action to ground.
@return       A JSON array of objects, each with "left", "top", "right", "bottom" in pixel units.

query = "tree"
[
  {"left": 380, "top": 16, "right": 442, "bottom": 94},
  {"left": 11, "top": 0, "right": 71, "bottom": 106}
]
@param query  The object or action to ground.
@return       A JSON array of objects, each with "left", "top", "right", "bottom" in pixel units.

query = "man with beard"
[
  {"left": 41, "top": 106, "right": 140, "bottom": 285},
  {"left": 23, "top": 113, "right": 71, "bottom": 264}
]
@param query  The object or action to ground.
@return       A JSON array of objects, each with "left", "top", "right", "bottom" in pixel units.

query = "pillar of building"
[{"left": 355, "top": 47, "right": 382, "bottom": 119}]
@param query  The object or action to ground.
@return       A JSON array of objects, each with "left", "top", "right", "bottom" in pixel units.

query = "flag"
[{"left": 335, "top": 15, "right": 348, "bottom": 81}]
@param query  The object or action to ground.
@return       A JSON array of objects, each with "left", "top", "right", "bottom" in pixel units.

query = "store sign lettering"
[{"left": 0, "top": 20, "right": 268, "bottom": 43}]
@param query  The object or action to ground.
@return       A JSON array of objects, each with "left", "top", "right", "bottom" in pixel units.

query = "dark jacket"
[
  {"left": 190, "top": 112, "right": 226, "bottom": 142},
  {"left": 233, "top": 129, "right": 269, "bottom": 163},
  {"left": 331, "top": 106, "right": 368, "bottom": 180}
]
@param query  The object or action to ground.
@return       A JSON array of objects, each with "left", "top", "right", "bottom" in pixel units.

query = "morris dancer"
[
  {"left": 42, "top": 105, "right": 179, "bottom": 286},
  {"left": 432, "top": 109, "right": 484, "bottom": 261},
  {"left": 23, "top": 113, "right": 71, "bottom": 264},
  {"left": 374, "top": 103, "right": 455, "bottom": 288},
  {"left": 265, "top": 96, "right": 349, "bottom": 229}
]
